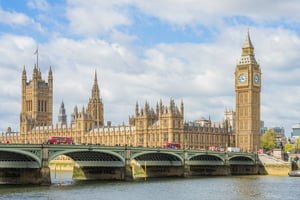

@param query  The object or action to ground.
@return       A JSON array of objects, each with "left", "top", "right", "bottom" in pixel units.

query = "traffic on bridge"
[{"left": 0, "top": 143, "right": 258, "bottom": 185}]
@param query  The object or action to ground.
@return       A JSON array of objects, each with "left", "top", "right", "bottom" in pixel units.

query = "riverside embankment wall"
[{"left": 258, "top": 154, "right": 291, "bottom": 176}]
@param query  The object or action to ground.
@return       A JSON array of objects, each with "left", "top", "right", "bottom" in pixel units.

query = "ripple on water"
[{"left": 1, "top": 175, "right": 300, "bottom": 200}]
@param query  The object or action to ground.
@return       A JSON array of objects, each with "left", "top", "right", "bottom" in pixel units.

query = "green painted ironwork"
[{"left": 0, "top": 144, "right": 257, "bottom": 169}]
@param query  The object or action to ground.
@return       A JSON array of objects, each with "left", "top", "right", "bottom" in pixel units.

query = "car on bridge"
[
  {"left": 47, "top": 136, "right": 74, "bottom": 144},
  {"left": 163, "top": 142, "right": 181, "bottom": 149},
  {"left": 209, "top": 146, "right": 225, "bottom": 151}
]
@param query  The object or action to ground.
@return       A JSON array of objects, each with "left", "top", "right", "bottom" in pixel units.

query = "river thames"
[{"left": 0, "top": 172, "right": 300, "bottom": 200}]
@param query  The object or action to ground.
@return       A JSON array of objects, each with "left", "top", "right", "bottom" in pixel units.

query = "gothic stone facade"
[
  {"left": 1, "top": 32, "right": 261, "bottom": 151},
  {"left": 1, "top": 67, "right": 234, "bottom": 149}
]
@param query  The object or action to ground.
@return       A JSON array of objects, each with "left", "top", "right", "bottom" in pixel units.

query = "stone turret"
[
  {"left": 20, "top": 66, "right": 53, "bottom": 136},
  {"left": 75, "top": 105, "right": 94, "bottom": 132},
  {"left": 87, "top": 71, "right": 104, "bottom": 127},
  {"left": 131, "top": 98, "right": 184, "bottom": 146}
]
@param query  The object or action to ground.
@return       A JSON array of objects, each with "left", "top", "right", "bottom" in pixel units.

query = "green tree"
[
  {"left": 260, "top": 129, "right": 275, "bottom": 151},
  {"left": 284, "top": 143, "right": 293, "bottom": 153},
  {"left": 293, "top": 137, "right": 300, "bottom": 153}
]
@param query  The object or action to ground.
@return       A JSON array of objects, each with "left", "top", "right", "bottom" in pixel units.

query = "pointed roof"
[
  {"left": 74, "top": 104, "right": 78, "bottom": 114},
  {"left": 94, "top": 70, "right": 97, "bottom": 82},
  {"left": 93, "top": 71, "right": 99, "bottom": 88},
  {"left": 22, "top": 66, "right": 26, "bottom": 75},
  {"left": 238, "top": 30, "right": 258, "bottom": 65},
  {"left": 91, "top": 70, "right": 100, "bottom": 99},
  {"left": 49, "top": 66, "right": 52, "bottom": 73},
  {"left": 242, "top": 29, "right": 254, "bottom": 49},
  {"left": 60, "top": 100, "right": 65, "bottom": 108}
]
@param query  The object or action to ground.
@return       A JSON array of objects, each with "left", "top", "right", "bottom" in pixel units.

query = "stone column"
[
  {"left": 125, "top": 146, "right": 133, "bottom": 181},
  {"left": 40, "top": 144, "right": 51, "bottom": 185},
  {"left": 183, "top": 149, "right": 190, "bottom": 177},
  {"left": 224, "top": 150, "right": 231, "bottom": 175}
]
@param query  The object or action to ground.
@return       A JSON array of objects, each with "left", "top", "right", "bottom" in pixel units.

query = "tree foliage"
[
  {"left": 293, "top": 137, "right": 300, "bottom": 153},
  {"left": 284, "top": 143, "right": 293, "bottom": 153},
  {"left": 260, "top": 129, "right": 275, "bottom": 151}
]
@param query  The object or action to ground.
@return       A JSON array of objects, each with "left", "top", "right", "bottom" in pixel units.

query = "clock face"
[
  {"left": 238, "top": 73, "right": 247, "bottom": 84},
  {"left": 254, "top": 74, "right": 260, "bottom": 84}
]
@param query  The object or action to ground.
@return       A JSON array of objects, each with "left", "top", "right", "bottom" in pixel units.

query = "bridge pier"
[
  {"left": 125, "top": 147, "right": 133, "bottom": 181},
  {"left": 39, "top": 167, "right": 51, "bottom": 185},
  {"left": 0, "top": 145, "right": 51, "bottom": 185},
  {"left": 230, "top": 165, "right": 259, "bottom": 175},
  {"left": 145, "top": 166, "right": 184, "bottom": 177},
  {"left": 183, "top": 150, "right": 190, "bottom": 177},
  {"left": 39, "top": 145, "right": 51, "bottom": 185},
  {"left": 189, "top": 165, "right": 230, "bottom": 176},
  {"left": 224, "top": 151, "right": 231, "bottom": 175},
  {"left": 0, "top": 168, "right": 50, "bottom": 184}
]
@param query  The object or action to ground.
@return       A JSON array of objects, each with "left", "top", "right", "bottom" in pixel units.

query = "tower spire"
[
  {"left": 87, "top": 71, "right": 104, "bottom": 126},
  {"left": 242, "top": 28, "right": 254, "bottom": 49},
  {"left": 238, "top": 29, "right": 257, "bottom": 65},
  {"left": 94, "top": 70, "right": 97, "bottom": 82},
  {"left": 34, "top": 47, "right": 39, "bottom": 67},
  {"left": 22, "top": 66, "right": 27, "bottom": 81},
  {"left": 92, "top": 70, "right": 100, "bottom": 98}
]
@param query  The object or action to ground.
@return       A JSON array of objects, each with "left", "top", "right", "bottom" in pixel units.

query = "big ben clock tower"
[{"left": 235, "top": 31, "right": 261, "bottom": 152}]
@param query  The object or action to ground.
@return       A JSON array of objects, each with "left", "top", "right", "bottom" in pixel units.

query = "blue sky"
[{"left": 1, "top": 0, "right": 300, "bottom": 136}]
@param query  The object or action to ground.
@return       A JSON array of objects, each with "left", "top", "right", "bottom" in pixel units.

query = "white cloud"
[
  {"left": 27, "top": 0, "right": 50, "bottom": 11},
  {"left": 0, "top": 7, "right": 44, "bottom": 34},
  {"left": 0, "top": 7, "right": 32, "bottom": 26},
  {"left": 1, "top": 1, "right": 300, "bottom": 136},
  {"left": 2, "top": 26, "right": 300, "bottom": 135},
  {"left": 0, "top": 34, "right": 37, "bottom": 68},
  {"left": 132, "top": 0, "right": 300, "bottom": 26},
  {"left": 66, "top": 0, "right": 132, "bottom": 37}
]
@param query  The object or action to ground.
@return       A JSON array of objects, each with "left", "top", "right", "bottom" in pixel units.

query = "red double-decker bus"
[
  {"left": 163, "top": 142, "right": 181, "bottom": 149},
  {"left": 47, "top": 136, "right": 74, "bottom": 144}
]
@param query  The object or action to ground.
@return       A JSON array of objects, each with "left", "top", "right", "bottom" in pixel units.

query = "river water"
[{"left": 1, "top": 172, "right": 300, "bottom": 200}]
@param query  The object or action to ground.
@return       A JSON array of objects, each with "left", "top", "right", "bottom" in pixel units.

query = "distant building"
[
  {"left": 261, "top": 126, "right": 286, "bottom": 148},
  {"left": 260, "top": 121, "right": 267, "bottom": 135},
  {"left": 271, "top": 127, "right": 285, "bottom": 136},
  {"left": 194, "top": 117, "right": 211, "bottom": 127},
  {"left": 224, "top": 108, "right": 235, "bottom": 131},
  {"left": 269, "top": 127, "right": 286, "bottom": 148},
  {"left": 291, "top": 123, "right": 300, "bottom": 137}
]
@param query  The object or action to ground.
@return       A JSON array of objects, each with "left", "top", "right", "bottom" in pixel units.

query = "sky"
[{"left": 0, "top": 0, "right": 300, "bottom": 136}]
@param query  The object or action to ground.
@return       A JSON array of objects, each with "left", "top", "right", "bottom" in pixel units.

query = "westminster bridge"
[{"left": 0, "top": 144, "right": 260, "bottom": 185}]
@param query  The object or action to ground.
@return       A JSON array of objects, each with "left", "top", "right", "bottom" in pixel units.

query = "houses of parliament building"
[{"left": 0, "top": 32, "right": 261, "bottom": 152}]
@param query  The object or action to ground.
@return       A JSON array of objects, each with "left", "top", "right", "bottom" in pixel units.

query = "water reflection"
[
  {"left": 232, "top": 176, "right": 264, "bottom": 199},
  {"left": 50, "top": 170, "right": 74, "bottom": 186},
  {"left": 1, "top": 174, "right": 300, "bottom": 200}
]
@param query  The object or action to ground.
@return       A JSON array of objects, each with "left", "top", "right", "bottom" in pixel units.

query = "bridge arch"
[
  {"left": 131, "top": 151, "right": 184, "bottom": 166},
  {"left": 48, "top": 148, "right": 127, "bottom": 181},
  {"left": 130, "top": 151, "right": 184, "bottom": 178},
  {"left": 188, "top": 154, "right": 225, "bottom": 165},
  {"left": 229, "top": 155, "right": 255, "bottom": 165},
  {"left": 48, "top": 149, "right": 125, "bottom": 167},
  {"left": 0, "top": 149, "right": 41, "bottom": 168}
]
